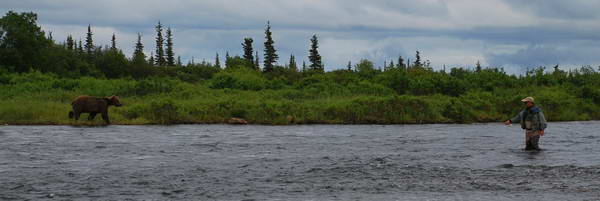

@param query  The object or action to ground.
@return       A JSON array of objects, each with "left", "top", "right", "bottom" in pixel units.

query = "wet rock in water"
[
  {"left": 228, "top": 118, "right": 248, "bottom": 125},
  {"left": 46, "top": 193, "right": 55, "bottom": 198},
  {"left": 499, "top": 164, "right": 515, "bottom": 168}
]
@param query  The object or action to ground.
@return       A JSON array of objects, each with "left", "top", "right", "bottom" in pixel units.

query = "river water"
[{"left": 1, "top": 122, "right": 599, "bottom": 200}]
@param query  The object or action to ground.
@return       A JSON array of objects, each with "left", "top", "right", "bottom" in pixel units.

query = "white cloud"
[{"left": 3, "top": 0, "right": 600, "bottom": 71}]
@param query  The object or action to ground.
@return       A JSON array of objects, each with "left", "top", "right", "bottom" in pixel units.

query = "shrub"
[{"left": 209, "top": 68, "right": 267, "bottom": 90}]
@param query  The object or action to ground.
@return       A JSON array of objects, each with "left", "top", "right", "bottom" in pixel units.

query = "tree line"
[
  {"left": 2, "top": 11, "right": 600, "bottom": 99},
  {"left": 0, "top": 11, "right": 334, "bottom": 79}
]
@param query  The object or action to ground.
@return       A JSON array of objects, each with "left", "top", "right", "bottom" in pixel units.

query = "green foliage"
[
  {"left": 225, "top": 56, "right": 254, "bottom": 70},
  {"left": 308, "top": 34, "right": 323, "bottom": 72},
  {"left": 0, "top": 11, "right": 51, "bottom": 72},
  {"left": 209, "top": 68, "right": 267, "bottom": 90},
  {"left": 263, "top": 21, "right": 278, "bottom": 73},
  {"left": 2, "top": 11, "right": 600, "bottom": 125},
  {"left": 242, "top": 37, "right": 254, "bottom": 66},
  {"left": 132, "top": 77, "right": 182, "bottom": 96},
  {"left": 355, "top": 59, "right": 379, "bottom": 79},
  {"left": 148, "top": 98, "right": 179, "bottom": 124}
]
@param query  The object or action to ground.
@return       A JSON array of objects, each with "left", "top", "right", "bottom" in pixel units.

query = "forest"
[{"left": 1, "top": 11, "right": 600, "bottom": 125}]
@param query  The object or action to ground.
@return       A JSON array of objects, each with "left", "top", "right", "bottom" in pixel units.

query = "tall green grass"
[{"left": 1, "top": 71, "right": 599, "bottom": 125}]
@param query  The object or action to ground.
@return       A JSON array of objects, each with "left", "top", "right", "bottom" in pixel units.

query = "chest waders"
[{"left": 523, "top": 109, "right": 540, "bottom": 150}]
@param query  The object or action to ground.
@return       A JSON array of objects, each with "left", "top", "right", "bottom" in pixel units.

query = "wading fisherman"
[{"left": 504, "top": 97, "right": 547, "bottom": 150}]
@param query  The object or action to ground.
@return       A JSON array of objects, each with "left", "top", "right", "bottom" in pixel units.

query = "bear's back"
[{"left": 72, "top": 96, "right": 108, "bottom": 112}]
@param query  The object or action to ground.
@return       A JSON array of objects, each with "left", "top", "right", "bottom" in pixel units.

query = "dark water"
[{"left": 1, "top": 122, "right": 600, "bottom": 200}]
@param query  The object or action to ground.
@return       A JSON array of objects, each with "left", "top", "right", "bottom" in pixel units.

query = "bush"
[
  {"left": 209, "top": 68, "right": 267, "bottom": 90},
  {"left": 147, "top": 99, "right": 180, "bottom": 124}
]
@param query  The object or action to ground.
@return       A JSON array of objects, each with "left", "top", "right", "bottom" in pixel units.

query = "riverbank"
[
  {"left": 1, "top": 71, "right": 599, "bottom": 125},
  {"left": 1, "top": 91, "right": 598, "bottom": 126}
]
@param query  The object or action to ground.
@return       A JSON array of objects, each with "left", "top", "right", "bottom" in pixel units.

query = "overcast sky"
[{"left": 2, "top": 0, "right": 600, "bottom": 73}]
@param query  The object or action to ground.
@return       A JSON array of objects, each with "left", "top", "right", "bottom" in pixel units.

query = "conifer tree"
[
  {"left": 254, "top": 51, "right": 260, "bottom": 70},
  {"left": 302, "top": 61, "right": 306, "bottom": 72},
  {"left": 263, "top": 21, "right": 278, "bottom": 72},
  {"left": 77, "top": 40, "right": 84, "bottom": 55},
  {"left": 390, "top": 60, "right": 394, "bottom": 70},
  {"left": 84, "top": 24, "right": 94, "bottom": 57},
  {"left": 397, "top": 55, "right": 405, "bottom": 69},
  {"left": 177, "top": 56, "right": 182, "bottom": 66},
  {"left": 347, "top": 61, "right": 352, "bottom": 71},
  {"left": 308, "top": 34, "right": 323, "bottom": 72},
  {"left": 215, "top": 53, "right": 221, "bottom": 68},
  {"left": 288, "top": 54, "right": 297, "bottom": 71},
  {"left": 242, "top": 37, "right": 254, "bottom": 63},
  {"left": 110, "top": 33, "right": 117, "bottom": 51},
  {"left": 149, "top": 52, "right": 155, "bottom": 66},
  {"left": 132, "top": 33, "right": 146, "bottom": 65},
  {"left": 475, "top": 60, "right": 482, "bottom": 72},
  {"left": 47, "top": 31, "right": 53, "bottom": 42},
  {"left": 66, "top": 35, "right": 74, "bottom": 50},
  {"left": 154, "top": 21, "right": 165, "bottom": 66},
  {"left": 165, "top": 27, "right": 175, "bottom": 66},
  {"left": 414, "top": 51, "right": 422, "bottom": 67}
]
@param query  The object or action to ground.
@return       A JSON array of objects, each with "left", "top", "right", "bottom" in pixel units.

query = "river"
[{"left": 1, "top": 122, "right": 599, "bottom": 200}]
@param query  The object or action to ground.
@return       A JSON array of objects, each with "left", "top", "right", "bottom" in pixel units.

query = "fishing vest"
[{"left": 521, "top": 106, "right": 540, "bottom": 130}]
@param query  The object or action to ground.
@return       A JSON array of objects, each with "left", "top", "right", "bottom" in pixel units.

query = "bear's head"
[{"left": 107, "top": 96, "right": 123, "bottom": 107}]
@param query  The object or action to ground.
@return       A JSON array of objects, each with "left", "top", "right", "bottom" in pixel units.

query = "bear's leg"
[
  {"left": 74, "top": 112, "right": 81, "bottom": 121},
  {"left": 101, "top": 112, "right": 110, "bottom": 124},
  {"left": 88, "top": 112, "right": 97, "bottom": 121}
]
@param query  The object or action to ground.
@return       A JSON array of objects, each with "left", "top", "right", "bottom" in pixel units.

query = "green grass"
[{"left": 1, "top": 71, "right": 599, "bottom": 125}]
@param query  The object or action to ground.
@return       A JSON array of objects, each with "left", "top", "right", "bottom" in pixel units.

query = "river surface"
[{"left": 1, "top": 122, "right": 600, "bottom": 200}]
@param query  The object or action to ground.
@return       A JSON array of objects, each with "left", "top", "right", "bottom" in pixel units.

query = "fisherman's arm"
[{"left": 505, "top": 111, "right": 522, "bottom": 125}]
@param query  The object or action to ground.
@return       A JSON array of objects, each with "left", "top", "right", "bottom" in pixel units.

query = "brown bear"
[{"left": 68, "top": 95, "right": 122, "bottom": 124}]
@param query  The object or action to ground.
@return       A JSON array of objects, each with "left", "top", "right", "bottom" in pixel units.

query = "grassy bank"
[{"left": 1, "top": 70, "right": 599, "bottom": 125}]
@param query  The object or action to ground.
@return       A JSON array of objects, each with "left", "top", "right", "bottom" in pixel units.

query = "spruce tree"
[
  {"left": 77, "top": 40, "right": 84, "bottom": 55},
  {"left": 242, "top": 37, "right": 254, "bottom": 63},
  {"left": 110, "top": 33, "right": 117, "bottom": 51},
  {"left": 475, "top": 60, "right": 482, "bottom": 72},
  {"left": 132, "top": 33, "right": 146, "bottom": 65},
  {"left": 263, "top": 21, "right": 278, "bottom": 72},
  {"left": 84, "top": 24, "right": 94, "bottom": 57},
  {"left": 308, "top": 34, "right": 323, "bottom": 72},
  {"left": 149, "top": 52, "right": 155, "bottom": 66},
  {"left": 254, "top": 51, "right": 260, "bottom": 70},
  {"left": 302, "top": 61, "right": 306, "bottom": 72},
  {"left": 177, "top": 56, "right": 182, "bottom": 66},
  {"left": 224, "top": 52, "right": 231, "bottom": 68},
  {"left": 66, "top": 35, "right": 74, "bottom": 50},
  {"left": 48, "top": 31, "right": 53, "bottom": 42},
  {"left": 413, "top": 51, "right": 422, "bottom": 67},
  {"left": 154, "top": 21, "right": 165, "bottom": 66},
  {"left": 389, "top": 60, "right": 394, "bottom": 70},
  {"left": 347, "top": 61, "right": 352, "bottom": 71},
  {"left": 215, "top": 53, "right": 221, "bottom": 68},
  {"left": 397, "top": 55, "right": 405, "bottom": 69},
  {"left": 288, "top": 54, "right": 297, "bottom": 71},
  {"left": 165, "top": 27, "right": 175, "bottom": 66}
]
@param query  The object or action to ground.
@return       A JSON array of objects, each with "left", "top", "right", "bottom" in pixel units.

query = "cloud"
[
  {"left": 504, "top": 0, "right": 600, "bottom": 20},
  {"left": 2, "top": 0, "right": 600, "bottom": 72},
  {"left": 487, "top": 42, "right": 600, "bottom": 73}
]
